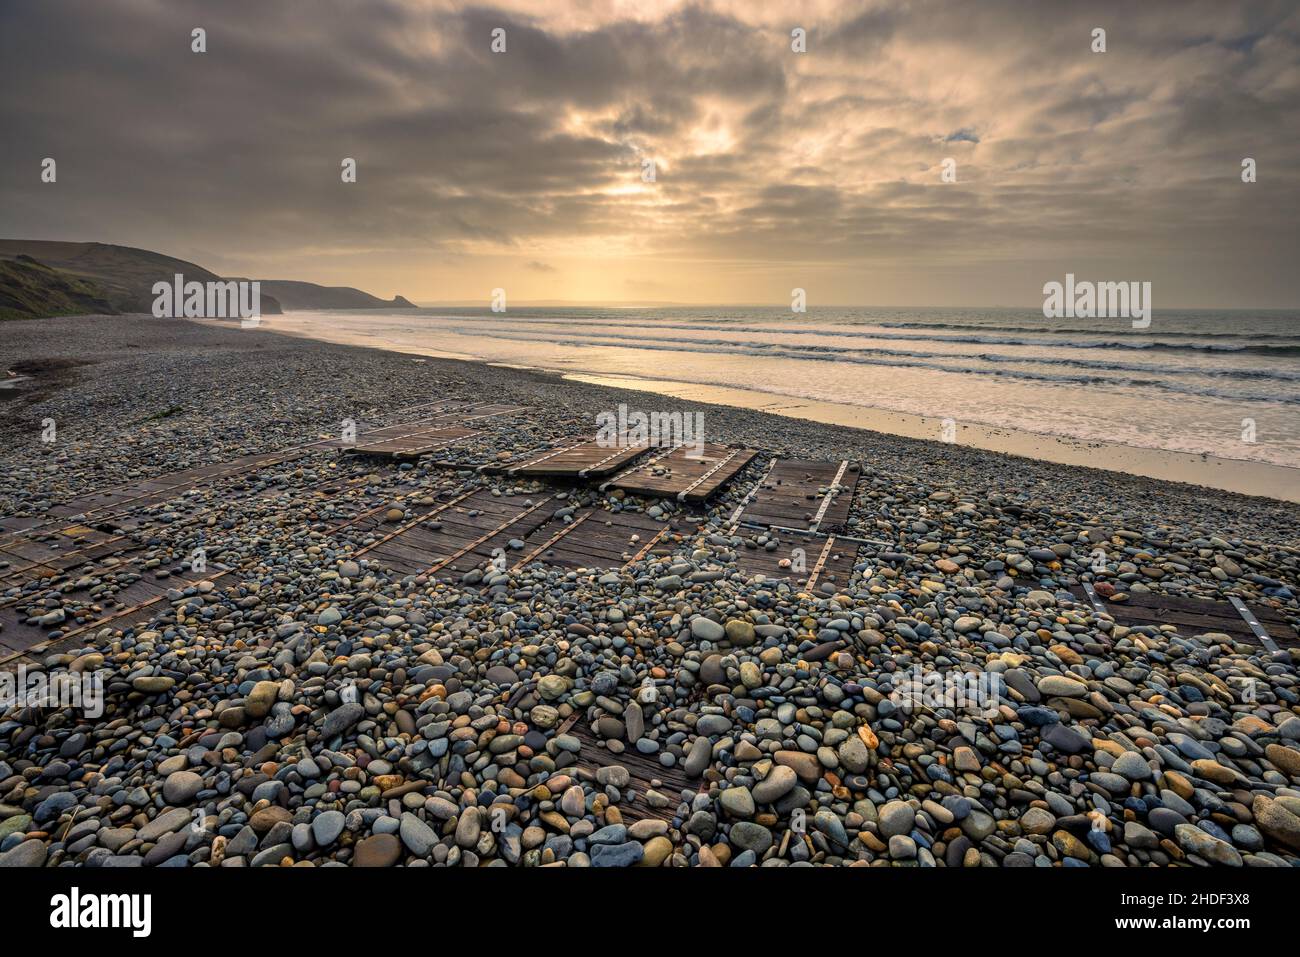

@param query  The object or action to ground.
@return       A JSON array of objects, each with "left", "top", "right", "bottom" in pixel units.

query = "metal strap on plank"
[
  {"left": 677, "top": 449, "right": 741, "bottom": 502},
  {"left": 727, "top": 458, "right": 776, "bottom": 527},
  {"left": 578, "top": 444, "right": 643, "bottom": 477},
  {"left": 1228, "top": 595, "right": 1279, "bottom": 652},
  {"left": 423, "top": 499, "right": 552, "bottom": 575},
  {"left": 808, "top": 460, "right": 849, "bottom": 532},
  {"left": 622, "top": 525, "right": 673, "bottom": 568},
  {"left": 805, "top": 536, "right": 837, "bottom": 591},
  {"left": 1080, "top": 581, "right": 1110, "bottom": 617},
  {"left": 762, "top": 525, "right": 892, "bottom": 548},
  {"left": 353, "top": 489, "right": 478, "bottom": 555},
  {"left": 517, "top": 512, "right": 592, "bottom": 566},
  {"left": 599, "top": 443, "right": 683, "bottom": 491}
]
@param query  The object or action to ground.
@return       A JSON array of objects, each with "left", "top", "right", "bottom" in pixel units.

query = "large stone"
[
  {"left": 639, "top": 836, "right": 673, "bottom": 867},
  {"left": 719, "top": 786, "right": 755, "bottom": 818},
  {"left": 1253, "top": 794, "right": 1300, "bottom": 852},
  {"left": 728, "top": 822, "right": 773, "bottom": 854},
  {"left": 0, "top": 839, "right": 47, "bottom": 867},
  {"left": 399, "top": 813, "right": 436, "bottom": 857},
  {"left": 1265, "top": 744, "right": 1300, "bottom": 779},
  {"left": 878, "top": 800, "right": 915, "bottom": 839},
  {"left": 837, "top": 735, "right": 870, "bottom": 774},
  {"left": 1112, "top": 751, "right": 1153, "bottom": 781},
  {"left": 353, "top": 833, "right": 402, "bottom": 867},
  {"left": 624, "top": 701, "right": 645, "bottom": 742},
  {"left": 1174, "top": 824, "right": 1242, "bottom": 866},
  {"left": 132, "top": 676, "right": 175, "bottom": 694},
  {"left": 724, "top": 620, "right": 756, "bottom": 646},
  {"left": 319, "top": 702, "right": 364, "bottom": 738},
  {"left": 537, "top": 675, "right": 571, "bottom": 700},
  {"left": 1019, "top": 807, "right": 1056, "bottom": 835},
  {"left": 138, "top": 808, "right": 191, "bottom": 842},
  {"left": 684, "top": 736, "right": 713, "bottom": 777},
  {"left": 690, "top": 617, "right": 725, "bottom": 642},
  {"left": 773, "top": 750, "right": 822, "bottom": 784},
  {"left": 751, "top": 765, "right": 798, "bottom": 804},
  {"left": 311, "top": 810, "right": 345, "bottom": 847},
  {"left": 245, "top": 680, "right": 280, "bottom": 719},
  {"left": 952, "top": 746, "right": 981, "bottom": 774},
  {"left": 1037, "top": 675, "right": 1088, "bottom": 698},
  {"left": 162, "top": 770, "right": 203, "bottom": 804},
  {"left": 1041, "top": 723, "right": 1090, "bottom": 754},
  {"left": 590, "top": 841, "right": 644, "bottom": 867},
  {"left": 456, "top": 808, "right": 482, "bottom": 848}
]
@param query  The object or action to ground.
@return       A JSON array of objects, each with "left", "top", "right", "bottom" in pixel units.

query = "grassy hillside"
[
  {"left": 0, "top": 240, "right": 416, "bottom": 318},
  {"left": 0, "top": 255, "right": 116, "bottom": 320},
  {"left": 0, "top": 240, "right": 283, "bottom": 317}
]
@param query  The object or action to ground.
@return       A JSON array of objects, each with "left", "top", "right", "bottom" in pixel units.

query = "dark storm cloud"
[{"left": 0, "top": 0, "right": 1297, "bottom": 305}]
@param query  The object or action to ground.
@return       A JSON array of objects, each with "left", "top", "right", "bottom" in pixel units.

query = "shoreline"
[
  {"left": 566, "top": 373, "right": 1300, "bottom": 504},
  {"left": 262, "top": 316, "right": 1300, "bottom": 504}
]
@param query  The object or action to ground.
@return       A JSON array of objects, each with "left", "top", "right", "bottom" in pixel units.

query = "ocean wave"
[
  {"left": 876, "top": 320, "right": 1300, "bottom": 340},
  {"left": 423, "top": 314, "right": 1300, "bottom": 356},
  {"left": 436, "top": 325, "right": 1300, "bottom": 406},
  {"left": 437, "top": 323, "right": 1300, "bottom": 380}
]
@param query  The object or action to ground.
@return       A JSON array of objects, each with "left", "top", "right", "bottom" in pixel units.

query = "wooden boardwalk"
[
  {"left": 347, "top": 425, "right": 478, "bottom": 459},
  {"left": 0, "top": 556, "right": 226, "bottom": 663},
  {"left": 0, "top": 479, "right": 435, "bottom": 670},
  {"left": 0, "top": 400, "right": 490, "bottom": 541},
  {"left": 505, "top": 439, "right": 650, "bottom": 479},
  {"left": 353, "top": 489, "right": 554, "bottom": 578},
  {"left": 0, "top": 524, "right": 142, "bottom": 586},
  {"left": 1068, "top": 585, "right": 1298, "bottom": 651},
  {"left": 354, "top": 491, "right": 688, "bottom": 579},
  {"left": 731, "top": 458, "right": 859, "bottom": 532},
  {"left": 37, "top": 450, "right": 308, "bottom": 522},
  {"left": 339, "top": 403, "right": 527, "bottom": 459},
  {"left": 513, "top": 508, "right": 684, "bottom": 571},
  {"left": 603, "top": 443, "right": 756, "bottom": 502},
  {"left": 733, "top": 531, "right": 859, "bottom": 593},
  {"left": 560, "top": 714, "right": 694, "bottom": 824}
]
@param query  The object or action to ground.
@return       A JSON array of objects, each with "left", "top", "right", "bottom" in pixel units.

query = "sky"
[{"left": 1, "top": 0, "right": 1298, "bottom": 308}]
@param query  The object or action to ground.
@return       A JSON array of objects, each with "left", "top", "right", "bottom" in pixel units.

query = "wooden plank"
[
  {"left": 568, "top": 721, "right": 691, "bottom": 824},
  {"left": 735, "top": 458, "right": 859, "bottom": 532},
  {"left": 322, "top": 402, "right": 520, "bottom": 449},
  {"left": 347, "top": 426, "right": 477, "bottom": 458},
  {"left": 508, "top": 440, "right": 650, "bottom": 479},
  {"left": 733, "top": 531, "right": 858, "bottom": 592},
  {"left": 423, "top": 499, "right": 553, "bottom": 575},
  {"left": 352, "top": 492, "right": 555, "bottom": 579},
  {"left": 1124, "top": 589, "right": 1292, "bottom": 627},
  {"left": 605, "top": 444, "right": 756, "bottom": 502},
  {"left": 508, "top": 508, "right": 688, "bottom": 572},
  {"left": 1067, "top": 586, "right": 1298, "bottom": 649}
]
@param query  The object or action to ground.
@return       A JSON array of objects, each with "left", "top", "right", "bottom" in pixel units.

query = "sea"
[{"left": 273, "top": 306, "right": 1300, "bottom": 472}]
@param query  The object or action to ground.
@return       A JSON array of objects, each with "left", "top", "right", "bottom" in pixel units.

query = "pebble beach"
[{"left": 1, "top": 314, "right": 1299, "bottom": 869}]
